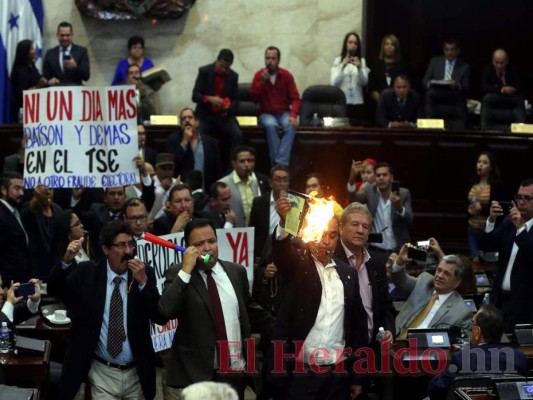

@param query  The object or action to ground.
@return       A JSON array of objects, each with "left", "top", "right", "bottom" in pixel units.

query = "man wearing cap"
[
  {"left": 167, "top": 108, "right": 223, "bottom": 192},
  {"left": 192, "top": 49, "right": 243, "bottom": 169},
  {"left": 148, "top": 153, "right": 179, "bottom": 222},
  {"left": 250, "top": 46, "right": 301, "bottom": 167}
]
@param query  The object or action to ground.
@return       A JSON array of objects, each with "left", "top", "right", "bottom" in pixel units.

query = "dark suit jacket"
[
  {"left": 376, "top": 88, "right": 422, "bottom": 128},
  {"left": 202, "top": 203, "right": 226, "bottom": 229},
  {"left": 481, "top": 63, "right": 521, "bottom": 95},
  {"left": 158, "top": 260, "right": 274, "bottom": 387},
  {"left": 142, "top": 145, "right": 157, "bottom": 167},
  {"left": 428, "top": 343, "right": 527, "bottom": 400},
  {"left": 422, "top": 56, "right": 471, "bottom": 92},
  {"left": 80, "top": 204, "right": 122, "bottom": 262},
  {"left": 192, "top": 63, "right": 240, "bottom": 119},
  {"left": 0, "top": 202, "right": 32, "bottom": 285},
  {"left": 334, "top": 242, "right": 396, "bottom": 343},
  {"left": 481, "top": 217, "right": 533, "bottom": 331},
  {"left": 43, "top": 44, "right": 90, "bottom": 85},
  {"left": 2, "top": 153, "right": 23, "bottom": 174},
  {"left": 249, "top": 193, "right": 272, "bottom": 259},
  {"left": 47, "top": 259, "right": 166, "bottom": 400},
  {"left": 53, "top": 188, "right": 105, "bottom": 215},
  {"left": 352, "top": 185, "right": 413, "bottom": 248},
  {"left": 367, "top": 59, "right": 408, "bottom": 95},
  {"left": 270, "top": 234, "right": 368, "bottom": 372}
]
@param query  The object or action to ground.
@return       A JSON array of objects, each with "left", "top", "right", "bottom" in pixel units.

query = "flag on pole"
[{"left": 0, "top": 0, "right": 43, "bottom": 123}]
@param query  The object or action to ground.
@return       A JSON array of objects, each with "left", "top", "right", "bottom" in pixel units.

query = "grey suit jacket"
[
  {"left": 392, "top": 267, "right": 471, "bottom": 336},
  {"left": 218, "top": 172, "right": 263, "bottom": 227},
  {"left": 422, "top": 56, "right": 471, "bottom": 92},
  {"left": 158, "top": 260, "right": 273, "bottom": 387},
  {"left": 352, "top": 185, "right": 413, "bottom": 248}
]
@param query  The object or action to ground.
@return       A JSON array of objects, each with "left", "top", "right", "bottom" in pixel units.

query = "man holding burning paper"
[{"left": 269, "top": 192, "right": 367, "bottom": 399}]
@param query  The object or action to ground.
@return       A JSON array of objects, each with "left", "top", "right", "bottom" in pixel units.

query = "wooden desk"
[
  {"left": 2, "top": 340, "right": 50, "bottom": 386},
  {"left": 17, "top": 316, "right": 69, "bottom": 363}
]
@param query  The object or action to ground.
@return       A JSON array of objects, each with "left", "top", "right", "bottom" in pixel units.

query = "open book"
[{"left": 142, "top": 66, "right": 171, "bottom": 91}]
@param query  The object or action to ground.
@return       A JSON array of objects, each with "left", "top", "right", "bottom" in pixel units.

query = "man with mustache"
[
  {"left": 48, "top": 220, "right": 167, "bottom": 399},
  {"left": 250, "top": 46, "right": 301, "bottom": 167},
  {"left": 167, "top": 108, "right": 223, "bottom": 192},
  {"left": 391, "top": 245, "right": 471, "bottom": 339}
]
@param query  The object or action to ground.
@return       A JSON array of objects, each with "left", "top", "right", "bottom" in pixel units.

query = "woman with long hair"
[
  {"left": 467, "top": 151, "right": 504, "bottom": 258},
  {"left": 331, "top": 32, "right": 370, "bottom": 125}
]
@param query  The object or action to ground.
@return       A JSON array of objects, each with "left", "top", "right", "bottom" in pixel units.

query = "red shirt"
[{"left": 250, "top": 67, "right": 301, "bottom": 118}]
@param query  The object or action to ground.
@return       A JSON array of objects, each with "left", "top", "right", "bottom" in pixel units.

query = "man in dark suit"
[
  {"left": 152, "top": 183, "right": 211, "bottom": 235},
  {"left": 481, "top": 49, "right": 521, "bottom": 96},
  {"left": 429, "top": 305, "right": 527, "bottom": 400},
  {"left": 167, "top": 108, "right": 223, "bottom": 192},
  {"left": 81, "top": 186, "right": 127, "bottom": 261},
  {"left": 0, "top": 172, "right": 32, "bottom": 285},
  {"left": 422, "top": 39, "right": 470, "bottom": 93},
  {"left": 335, "top": 202, "right": 396, "bottom": 344},
  {"left": 203, "top": 181, "right": 236, "bottom": 229},
  {"left": 47, "top": 220, "right": 167, "bottom": 400},
  {"left": 376, "top": 75, "right": 422, "bottom": 128},
  {"left": 352, "top": 162, "right": 413, "bottom": 252},
  {"left": 481, "top": 178, "right": 533, "bottom": 332},
  {"left": 43, "top": 21, "right": 90, "bottom": 86},
  {"left": 269, "top": 195, "right": 367, "bottom": 399},
  {"left": 192, "top": 49, "right": 243, "bottom": 169},
  {"left": 158, "top": 219, "right": 274, "bottom": 398}
]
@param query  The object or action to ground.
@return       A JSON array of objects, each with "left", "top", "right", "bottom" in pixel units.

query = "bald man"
[{"left": 481, "top": 48, "right": 521, "bottom": 95}]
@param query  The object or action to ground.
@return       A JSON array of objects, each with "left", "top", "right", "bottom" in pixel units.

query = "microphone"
[{"left": 143, "top": 232, "right": 211, "bottom": 264}]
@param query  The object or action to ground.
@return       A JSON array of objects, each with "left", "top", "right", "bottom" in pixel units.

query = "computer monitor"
[{"left": 514, "top": 324, "right": 533, "bottom": 346}]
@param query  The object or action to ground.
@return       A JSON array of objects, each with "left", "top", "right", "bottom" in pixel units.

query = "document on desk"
[
  {"left": 0, "top": 384, "right": 33, "bottom": 400},
  {"left": 430, "top": 79, "right": 453, "bottom": 86}
]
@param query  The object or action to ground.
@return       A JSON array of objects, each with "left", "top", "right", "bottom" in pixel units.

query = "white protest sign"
[
  {"left": 136, "top": 228, "right": 255, "bottom": 352},
  {"left": 22, "top": 86, "right": 139, "bottom": 189}
]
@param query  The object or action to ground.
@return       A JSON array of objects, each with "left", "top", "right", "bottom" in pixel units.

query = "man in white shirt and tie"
[{"left": 422, "top": 39, "right": 470, "bottom": 93}]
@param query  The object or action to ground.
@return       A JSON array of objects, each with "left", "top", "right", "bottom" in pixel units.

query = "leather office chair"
[
  {"left": 236, "top": 83, "right": 260, "bottom": 116},
  {"left": 480, "top": 93, "right": 526, "bottom": 133},
  {"left": 299, "top": 85, "right": 346, "bottom": 125},
  {"left": 425, "top": 88, "right": 467, "bottom": 130}
]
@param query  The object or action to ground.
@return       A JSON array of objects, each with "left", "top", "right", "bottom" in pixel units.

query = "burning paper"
[{"left": 285, "top": 191, "right": 336, "bottom": 242}]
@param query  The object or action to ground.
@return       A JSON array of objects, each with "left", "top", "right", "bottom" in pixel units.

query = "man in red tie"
[
  {"left": 481, "top": 48, "right": 521, "bottom": 96},
  {"left": 158, "top": 218, "right": 274, "bottom": 399}
]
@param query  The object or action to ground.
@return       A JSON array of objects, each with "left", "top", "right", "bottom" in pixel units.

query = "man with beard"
[
  {"left": 48, "top": 220, "right": 167, "bottom": 399},
  {"left": 481, "top": 178, "right": 533, "bottom": 332},
  {"left": 250, "top": 46, "right": 300, "bottom": 167},
  {"left": 0, "top": 172, "right": 31, "bottom": 284},
  {"left": 167, "top": 108, "right": 223, "bottom": 192}
]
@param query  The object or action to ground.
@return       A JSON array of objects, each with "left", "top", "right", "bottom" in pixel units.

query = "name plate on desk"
[
  {"left": 417, "top": 119, "right": 445, "bottom": 129},
  {"left": 511, "top": 123, "right": 533, "bottom": 134},
  {"left": 150, "top": 115, "right": 179, "bottom": 125},
  {"left": 236, "top": 116, "right": 258, "bottom": 126}
]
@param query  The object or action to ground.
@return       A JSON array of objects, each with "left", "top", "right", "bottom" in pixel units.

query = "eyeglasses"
[
  {"left": 111, "top": 241, "right": 136, "bottom": 250},
  {"left": 514, "top": 195, "right": 533, "bottom": 202},
  {"left": 126, "top": 216, "right": 147, "bottom": 223},
  {"left": 272, "top": 177, "right": 290, "bottom": 183}
]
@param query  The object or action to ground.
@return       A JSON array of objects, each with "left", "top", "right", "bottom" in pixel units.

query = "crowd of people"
[{"left": 3, "top": 19, "right": 533, "bottom": 400}]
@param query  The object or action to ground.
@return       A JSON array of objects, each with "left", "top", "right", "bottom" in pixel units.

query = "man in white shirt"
[
  {"left": 481, "top": 178, "right": 533, "bottom": 332},
  {"left": 269, "top": 195, "right": 367, "bottom": 399}
]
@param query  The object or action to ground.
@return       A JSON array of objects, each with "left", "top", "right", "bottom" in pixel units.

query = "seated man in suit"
[
  {"left": 482, "top": 49, "right": 521, "bottom": 96},
  {"left": 0, "top": 276, "right": 41, "bottom": 327},
  {"left": 48, "top": 220, "right": 167, "bottom": 400},
  {"left": 192, "top": 49, "right": 243, "bottom": 170},
  {"left": 43, "top": 21, "right": 90, "bottom": 86},
  {"left": 152, "top": 183, "right": 210, "bottom": 235},
  {"left": 203, "top": 181, "right": 236, "bottom": 229},
  {"left": 218, "top": 145, "right": 269, "bottom": 227},
  {"left": 167, "top": 108, "right": 223, "bottom": 192},
  {"left": 158, "top": 218, "right": 274, "bottom": 398},
  {"left": 376, "top": 75, "right": 422, "bottom": 128},
  {"left": 392, "top": 244, "right": 471, "bottom": 339},
  {"left": 352, "top": 162, "right": 413, "bottom": 253},
  {"left": 428, "top": 304, "right": 527, "bottom": 400}
]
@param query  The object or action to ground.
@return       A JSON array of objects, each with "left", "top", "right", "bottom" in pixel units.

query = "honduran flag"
[{"left": 0, "top": 0, "right": 43, "bottom": 123}]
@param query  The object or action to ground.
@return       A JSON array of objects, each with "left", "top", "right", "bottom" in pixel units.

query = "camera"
[{"left": 408, "top": 246, "right": 428, "bottom": 262}]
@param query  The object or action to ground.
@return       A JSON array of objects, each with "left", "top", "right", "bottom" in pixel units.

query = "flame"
[{"left": 299, "top": 192, "right": 336, "bottom": 242}]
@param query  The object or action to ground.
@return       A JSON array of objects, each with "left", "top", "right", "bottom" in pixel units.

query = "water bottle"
[
  {"left": 311, "top": 112, "right": 320, "bottom": 127},
  {"left": 0, "top": 322, "right": 11, "bottom": 353},
  {"left": 482, "top": 293, "right": 490, "bottom": 305},
  {"left": 376, "top": 326, "right": 386, "bottom": 343}
]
